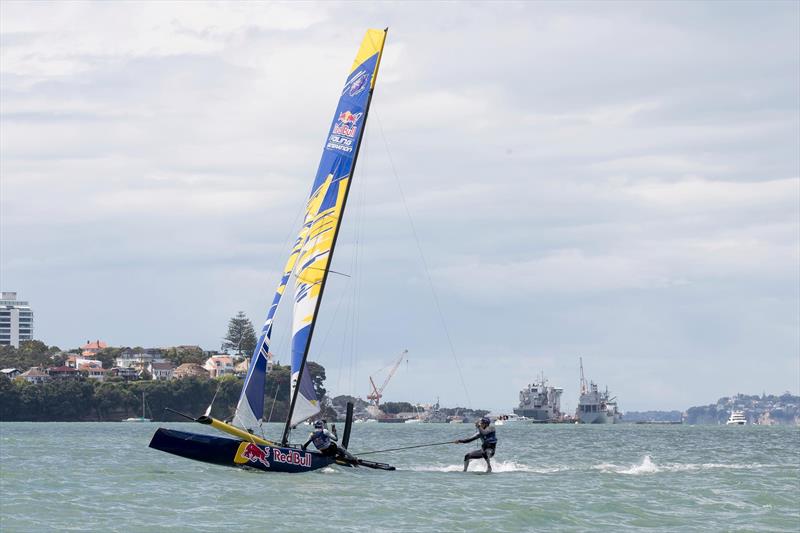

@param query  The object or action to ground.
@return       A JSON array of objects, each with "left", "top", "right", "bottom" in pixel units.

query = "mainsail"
[
  {"left": 285, "top": 29, "right": 387, "bottom": 433},
  {"left": 232, "top": 29, "right": 387, "bottom": 436}
]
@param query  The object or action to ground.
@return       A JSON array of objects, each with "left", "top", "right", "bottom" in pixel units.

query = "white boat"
[
  {"left": 123, "top": 391, "right": 151, "bottom": 422},
  {"left": 726, "top": 410, "right": 747, "bottom": 425},
  {"left": 494, "top": 413, "right": 529, "bottom": 425},
  {"left": 448, "top": 416, "right": 465, "bottom": 424},
  {"left": 404, "top": 418, "right": 422, "bottom": 424}
]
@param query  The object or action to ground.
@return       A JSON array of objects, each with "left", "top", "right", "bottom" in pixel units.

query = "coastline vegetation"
[{"left": 0, "top": 339, "right": 331, "bottom": 422}]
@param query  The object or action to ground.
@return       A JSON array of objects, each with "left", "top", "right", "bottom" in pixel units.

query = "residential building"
[
  {"left": 47, "top": 366, "right": 80, "bottom": 380},
  {"left": 204, "top": 355, "right": 236, "bottom": 378},
  {"left": 174, "top": 363, "right": 209, "bottom": 379},
  {"left": 0, "top": 292, "right": 34, "bottom": 348},
  {"left": 234, "top": 354, "right": 273, "bottom": 378},
  {"left": 20, "top": 367, "right": 50, "bottom": 384},
  {"left": 148, "top": 361, "right": 175, "bottom": 381},
  {"left": 80, "top": 364, "right": 108, "bottom": 381},
  {"left": 234, "top": 358, "right": 249, "bottom": 377},
  {"left": 109, "top": 367, "right": 139, "bottom": 380},
  {"left": 1, "top": 368, "right": 20, "bottom": 379},
  {"left": 115, "top": 350, "right": 155, "bottom": 370},
  {"left": 67, "top": 356, "right": 104, "bottom": 369},
  {"left": 81, "top": 340, "right": 107, "bottom": 357}
]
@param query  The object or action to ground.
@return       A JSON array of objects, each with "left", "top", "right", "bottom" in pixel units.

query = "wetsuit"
[
  {"left": 458, "top": 423, "right": 497, "bottom": 472},
  {"left": 301, "top": 428, "right": 355, "bottom": 461}
]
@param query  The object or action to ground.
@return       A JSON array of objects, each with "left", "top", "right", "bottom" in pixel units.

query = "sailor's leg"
[
  {"left": 337, "top": 445, "right": 357, "bottom": 462},
  {"left": 483, "top": 446, "right": 495, "bottom": 473},
  {"left": 464, "top": 449, "right": 483, "bottom": 472}
]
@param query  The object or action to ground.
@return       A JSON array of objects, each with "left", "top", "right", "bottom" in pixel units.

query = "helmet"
[
  {"left": 314, "top": 420, "right": 324, "bottom": 429},
  {"left": 480, "top": 417, "right": 490, "bottom": 426}
]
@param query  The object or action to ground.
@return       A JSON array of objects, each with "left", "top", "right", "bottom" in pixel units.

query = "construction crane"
[
  {"left": 367, "top": 350, "right": 408, "bottom": 407},
  {"left": 579, "top": 356, "right": 588, "bottom": 395}
]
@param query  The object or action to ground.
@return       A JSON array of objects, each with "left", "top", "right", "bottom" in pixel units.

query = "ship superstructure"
[
  {"left": 576, "top": 358, "right": 620, "bottom": 424},
  {"left": 513, "top": 373, "right": 563, "bottom": 422}
]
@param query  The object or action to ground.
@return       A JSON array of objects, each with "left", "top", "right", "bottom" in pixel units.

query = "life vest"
[
  {"left": 480, "top": 428, "right": 497, "bottom": 445},
  {"left": 312, "top": 429, "right": 332, "bottom": 450}
]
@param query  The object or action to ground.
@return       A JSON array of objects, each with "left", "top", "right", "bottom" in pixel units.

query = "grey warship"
[
  {"left": 576, "top": 358, "right": 620, "bottom": 424},
  {"left": 513, "top": 373, "right": 563, "bottom": 422}
]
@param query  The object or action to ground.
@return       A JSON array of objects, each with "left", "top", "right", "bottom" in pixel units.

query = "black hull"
[{"left": 149, "top": 428, "right": 394, "bottom": 472}]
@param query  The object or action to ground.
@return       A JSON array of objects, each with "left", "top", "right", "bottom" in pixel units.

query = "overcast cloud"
[{"left": 1, "top": 1, "right": 798, "bottom": 411}]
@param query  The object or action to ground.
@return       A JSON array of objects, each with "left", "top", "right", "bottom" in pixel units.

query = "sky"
[{"left": 1, "top": 1, "right": 798, "bottom": 412}]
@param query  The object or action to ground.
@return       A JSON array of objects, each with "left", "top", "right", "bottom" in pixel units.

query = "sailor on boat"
[
  {"left": 302, "top": 420, "right": 356, "bottom": 461},
  {"left": 455, "top": 417, "right": 497, "bottom": 472}
]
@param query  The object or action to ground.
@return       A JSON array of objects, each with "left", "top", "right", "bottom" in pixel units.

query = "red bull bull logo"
[
  {"left": 240, "top": 442, "right": 270, "bottom": 468},
  {"left": 338, "top": 111, "right": 362, "bottom": 125},
  {"left": 332, "top": 110, "right": 362, "bottom": 139}
]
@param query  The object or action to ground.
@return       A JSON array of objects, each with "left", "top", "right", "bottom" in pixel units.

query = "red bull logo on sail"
[
  {"left": 240, "top": 442, "right": 270, "bottom": 468},
  {"left": 332, "top": 110, "right": 362, "bottom": 138}
]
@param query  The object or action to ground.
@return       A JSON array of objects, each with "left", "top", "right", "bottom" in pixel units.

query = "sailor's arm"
[
  {"left": 456, "top": 431, "right": 481, "bottom": 444},
  {"left": 326, "top": 429, "right": 338, "bottom": 442},
  {"left": 301, "top": 434, "right": 314, "bottom": 451}
]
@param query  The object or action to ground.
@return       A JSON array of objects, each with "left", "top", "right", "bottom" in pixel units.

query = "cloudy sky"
[{"left": 1, "top": 1, "right": 798, "bottom": 411}]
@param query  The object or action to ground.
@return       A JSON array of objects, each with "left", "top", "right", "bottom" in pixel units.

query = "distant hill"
[
  {"left": 624, "top": 410, "right": 682, "bottom": 423},
  {"left": 685, "top": 393, "right": 799, "bottom": 425}
]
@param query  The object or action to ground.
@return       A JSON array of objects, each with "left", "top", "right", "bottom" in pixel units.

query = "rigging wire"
[{"left": 374, "top": 111, "right": 473, "bottom": 408}]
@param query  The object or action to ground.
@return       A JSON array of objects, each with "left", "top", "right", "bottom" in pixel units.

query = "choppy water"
[{"left": 1, "top": 422, "right": 798, "bottom": 532}]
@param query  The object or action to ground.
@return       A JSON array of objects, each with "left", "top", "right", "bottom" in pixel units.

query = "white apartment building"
[{"left": 0, "top": 292, "right": 34, "bottom": 348}]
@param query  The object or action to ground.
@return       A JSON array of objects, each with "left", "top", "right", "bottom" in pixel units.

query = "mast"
[{"left": 281, "top": 28, "right": 388, "bottom": 445}]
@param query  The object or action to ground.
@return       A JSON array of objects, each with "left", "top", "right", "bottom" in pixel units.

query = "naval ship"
[
  {"left": 576, "top": 358, "right": 620, "bottom": 424},
  {"left": 513, "top": 373, "right": 563, "bottom": 422}
]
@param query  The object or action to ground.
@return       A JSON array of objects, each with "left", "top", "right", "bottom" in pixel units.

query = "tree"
[
  {"left": 94, "top": 347, "right": 120, "bottom": 370},
  {"left": 222, "top": 312, "right": 257, "bottom": 356},
  {"left": 163, "top": 346, "right": 206, "bottom": 366}
]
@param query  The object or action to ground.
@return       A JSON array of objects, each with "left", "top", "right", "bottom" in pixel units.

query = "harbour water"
[{"left": 1, "top": 422, "right": 798, "bottom": 532}]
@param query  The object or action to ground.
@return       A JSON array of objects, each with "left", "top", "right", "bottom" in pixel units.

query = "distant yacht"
[
  {"left": 726, "top": 410, "right": 747, "bottom": 425},
  {"left": 494, "top": 413, "right": 529, "bottom": 425},
  {"left": 123, "top": 391, "right": 151, "bottom": 423}
]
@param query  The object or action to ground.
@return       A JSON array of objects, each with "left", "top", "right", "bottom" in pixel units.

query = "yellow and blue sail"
[
  {"left": 233, "top": 29, "right": 386, "bottom": 432},
  {"left": 288, "top": 29, "right": 387, "bottom": 426}
]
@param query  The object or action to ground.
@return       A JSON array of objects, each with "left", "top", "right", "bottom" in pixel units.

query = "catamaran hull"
[{"left": 149, "top": 428, "right": 335, "bottom": 473}]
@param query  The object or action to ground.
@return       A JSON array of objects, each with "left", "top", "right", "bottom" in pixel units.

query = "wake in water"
[
  {"left": 407, "top": 456, "right": 771, "bottom": 475},
  {"left": 592, "top": 455, "right": 769, "bottom": 475},
  {"left": 408, "top": 460, "right": 565, "bottom": 474}
]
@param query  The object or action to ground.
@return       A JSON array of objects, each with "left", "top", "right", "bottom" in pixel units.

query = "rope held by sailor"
[{"left": 355, "top": 440, "right": 456, "bottom": 456}]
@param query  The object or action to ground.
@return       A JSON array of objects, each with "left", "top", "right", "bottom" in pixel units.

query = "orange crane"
[{"left": 367, "top": 350, "right": 408, "bottom": 407}]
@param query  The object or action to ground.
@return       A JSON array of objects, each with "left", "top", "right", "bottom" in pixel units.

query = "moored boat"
[
  {"left": 726, "top": 410, "right": 747, "bottom": 425},
  {"left": 123, "top": 391, "right": 151, "bottom": 422}
]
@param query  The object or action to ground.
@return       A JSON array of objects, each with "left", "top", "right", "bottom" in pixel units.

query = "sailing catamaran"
[{"left": 149, "top": 29, "right": 394, "bottom": 472}]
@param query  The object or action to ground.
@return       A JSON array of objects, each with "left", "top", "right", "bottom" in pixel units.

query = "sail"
[
  {"left": 288, "top": 29, "right": 387, "bottom": 427},
  {"left": 232, "top": 239, "right": 302, "bottom": 430}
]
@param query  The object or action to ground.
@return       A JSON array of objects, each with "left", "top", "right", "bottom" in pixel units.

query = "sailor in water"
[
  {"left": 301, "top": 420, "right": 356, "bottom": 462},
  {"left": 455, "top": 417, "right": 497, "bottom": 472}
]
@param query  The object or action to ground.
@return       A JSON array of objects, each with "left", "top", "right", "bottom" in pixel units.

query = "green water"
[{"left": 1, "top": 422, "right": 798, "bottom": 532}]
